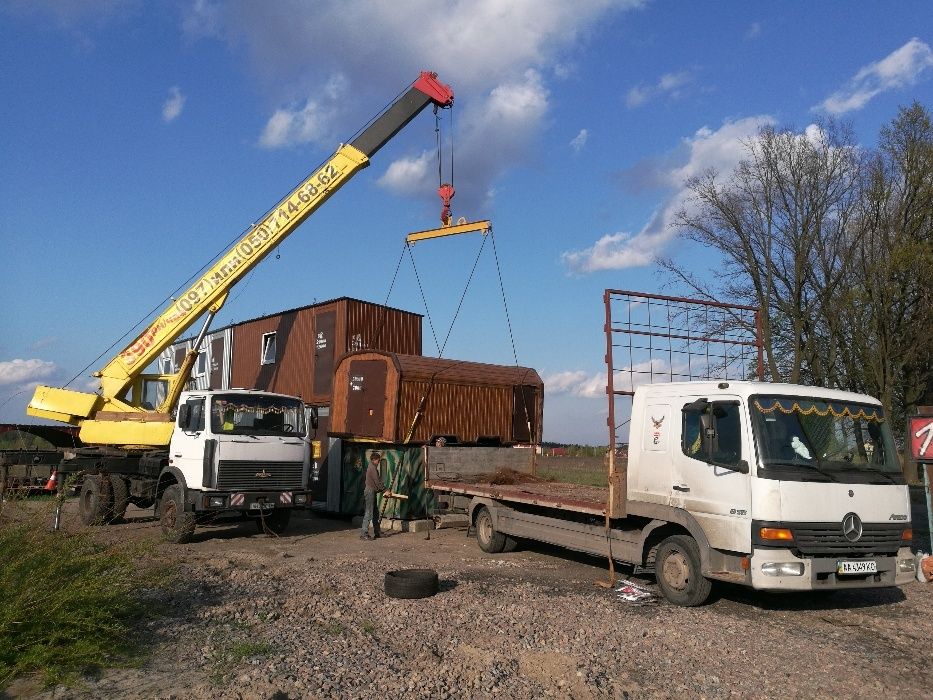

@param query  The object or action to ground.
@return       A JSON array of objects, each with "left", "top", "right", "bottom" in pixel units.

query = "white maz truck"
[
  {"left": 428, "top": 381, "right": 916, "bottom": 605},
  {"left": 69, "top": 390, "right": 312, "bottom": 542}
]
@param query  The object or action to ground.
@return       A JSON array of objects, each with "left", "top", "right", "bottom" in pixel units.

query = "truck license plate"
[
  {"left": 249, "top": 502, "right": 274, "bottom": 511},
  {"left": 837, "top": 560, "right": 877, "bottom": 575}
]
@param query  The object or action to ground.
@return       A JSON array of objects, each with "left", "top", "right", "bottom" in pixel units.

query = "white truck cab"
[{"left": 628, "top": 381, "right": 915, "bottom": 598}]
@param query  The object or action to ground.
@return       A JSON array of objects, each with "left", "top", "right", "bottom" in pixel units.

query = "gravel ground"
[{"left": 5, "top": 504, "right": 933, "bottom": 700}]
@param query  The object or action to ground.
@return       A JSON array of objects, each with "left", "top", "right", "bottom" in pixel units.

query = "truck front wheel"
[
  {"left": 79, "top": 476, "right": 112, "bottom": 526},
  {"left": 655, "top": 535, "right": 712, "bottom": 607},
  {"left": 105, "top": 475, "right": 130, "bottom": 523},
  {"left": 159, "top": 485, "right": 196, "bottom": 544},
  {"left": 474, "top": 506, "right": 516, "bottom": 553}
]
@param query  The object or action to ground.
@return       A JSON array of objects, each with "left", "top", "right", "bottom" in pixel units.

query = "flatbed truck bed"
[{"left": 428, "top": 479, "right": 608, "bottom": 516}]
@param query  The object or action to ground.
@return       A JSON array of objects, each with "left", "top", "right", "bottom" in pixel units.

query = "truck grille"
[
  {"left": 216, "top": 460, "right": 304, "bottom": 491},
  {"left": 792, "top": 522, "right": 903, "bottom": 556}
]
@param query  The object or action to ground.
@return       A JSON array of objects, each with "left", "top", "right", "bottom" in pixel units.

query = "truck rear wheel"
[
  {"left": 159, "top": 484, "right": 196, "bottom": 544},
  {"left": 475, "top": 506, "right": 516, "bottom": 553},
  {"left": 655, "top": 535, "right": 712, "bottom": 607},
  {"left": 79, "top": 476, "right": 112, "bottom": 526},
  {"left": 256, "top": 508, "right": 291, "bottom": 535}
]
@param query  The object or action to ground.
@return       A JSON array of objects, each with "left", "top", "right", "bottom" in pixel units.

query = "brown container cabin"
[
  {"left": 330, "top": 351, "right": 543, "bottom": 445},
  {"left": 230, "top": 297, "right": 422, "bottom": 405}
]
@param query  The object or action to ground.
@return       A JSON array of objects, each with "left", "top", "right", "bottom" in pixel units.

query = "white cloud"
[
  {"left": 259, "top": 73, "right": 348, "bottom": 148},
  {"left": 182, "top": 0, "right": 222, "bottom": 38},
  {"left": 378, "top": 69, "right": 551, "bottom": 213},
  {"left": 626, "top": 69, "right": 694, "bottom": 109},
  {"left": 745, "top": 22, "right": 761, "bottom": 40},
  {"left": 0, "top": 359, "right": 56, "bottom": 386},
  {"left": 817, "top": 37, "right": 933, "bottom": 114},
  {"left": 545, "top": 359, "right": 681, "bottom": 398},
  {"left": 187, "top": 1, "right": 642, "bottom": 207},
  {"left": 162, "top": 86, "right": 186, "bottom": 122},
  {"left": 377, "top": 151, "right": 433, "bottom": 195},
  {"left": 570, "top": 128, "right": 589, "bottom": 152},
  {"left": 544, "top": 370, "right": 605, "bottom": 399},
  {"left": 562, "top": 115, "right": 773, "bottom": 273}
]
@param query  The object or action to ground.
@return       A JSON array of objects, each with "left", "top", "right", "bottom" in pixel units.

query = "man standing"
[{"left": 361, "top": 451, "right": 388, "bottom": 540}]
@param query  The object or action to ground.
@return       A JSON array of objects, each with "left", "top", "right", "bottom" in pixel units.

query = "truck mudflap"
[
  {"left": 190, "top": 490, "right": 311, "bottom": 513},
  {"left": 749, "top": 546, "right": 917, "bottom": 591}
]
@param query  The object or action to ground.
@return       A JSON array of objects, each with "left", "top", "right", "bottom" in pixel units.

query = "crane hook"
[{"left": 438, "top": 183, "right": 455, "bottom": 226}]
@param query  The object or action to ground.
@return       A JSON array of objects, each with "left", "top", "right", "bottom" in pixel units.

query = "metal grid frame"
[{"left": 604, "top": 289, "right": 763, "bottom": 461}]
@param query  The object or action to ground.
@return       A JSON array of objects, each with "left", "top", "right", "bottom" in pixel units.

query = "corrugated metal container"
[
  {"left": 330, "top": 351, "right": 543, "bottom": 445},
  {"left": 222, "top": 297, "right": 420, "bottom": 404}
]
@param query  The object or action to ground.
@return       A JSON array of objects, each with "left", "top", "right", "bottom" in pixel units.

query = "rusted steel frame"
[
  {"left": 609, "top": 327, "right": 760, "bottom": 348},
  {"left": 754, "top": 310, "right": 765, "bottom": 380},
  {"left": 606, "top": 288, "right": 759, "bottom": 312}
]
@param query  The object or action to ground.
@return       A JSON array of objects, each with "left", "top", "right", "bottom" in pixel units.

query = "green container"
[{"left": 340, "top": 442, "right": 435, "bottom": 519}]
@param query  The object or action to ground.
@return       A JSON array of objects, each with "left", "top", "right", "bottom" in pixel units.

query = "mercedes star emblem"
[{"left": 842, "top": 512, "right": 863, "bottom": 542}]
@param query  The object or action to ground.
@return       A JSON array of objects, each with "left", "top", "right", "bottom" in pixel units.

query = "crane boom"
[{"left": 28, "top": 71, "right": 453, "bottom": 447}]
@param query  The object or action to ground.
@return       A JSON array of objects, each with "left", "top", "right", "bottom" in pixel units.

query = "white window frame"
[
  {"left": 195, "top": 349, "right": 209, "bottom": 377},
  {"left": 261, "top": 332, "right": 277, "bottom": 365}
]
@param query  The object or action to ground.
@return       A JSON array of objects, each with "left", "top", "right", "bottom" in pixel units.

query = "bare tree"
[
  {"left": 845, "top": 102, "right": 933, "bottom": 426},
  {"left": 667, "top": 121, "right": 862, "bottom": 385}
]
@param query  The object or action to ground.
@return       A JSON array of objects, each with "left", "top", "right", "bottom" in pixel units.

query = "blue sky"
[{"left": 1, "top": 1, "right": 931, "bottom": 444}]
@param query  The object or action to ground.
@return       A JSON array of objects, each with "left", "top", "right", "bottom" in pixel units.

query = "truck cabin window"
[
  {"left": 750, "top": 395, "right": 903, "bottom": 484},
  {"left": 210, "top": 394, "right": 305, "bottom": 437},
  {"left": 682, "top": 401, "right": 741, "bottom": 467},
  {"left": 180, "top": 398, "right": 205, "bottom": 432}
]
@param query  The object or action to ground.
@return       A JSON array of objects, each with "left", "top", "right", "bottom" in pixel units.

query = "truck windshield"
[
  {"left": 750, "top": 395, "right": 903, "bottom": 484},
  {"left": 210, "top": 394, "right": 305, "bottom": 437}
]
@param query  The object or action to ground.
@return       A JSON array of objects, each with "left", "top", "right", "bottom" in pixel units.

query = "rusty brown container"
[
  {"left": 330, "top": 351, "right": 543, "bottom": 445},
  {"left": 229, "top": 297, "right": 421, "bottom": 404}
]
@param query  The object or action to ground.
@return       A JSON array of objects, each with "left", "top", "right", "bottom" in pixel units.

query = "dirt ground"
[{"left": 3, "top": 500, "right": 933, "bottom": 699}]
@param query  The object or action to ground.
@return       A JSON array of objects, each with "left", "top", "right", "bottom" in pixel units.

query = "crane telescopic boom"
[{"left": 28, "top": 72, "right": 453, "bottom": 448}]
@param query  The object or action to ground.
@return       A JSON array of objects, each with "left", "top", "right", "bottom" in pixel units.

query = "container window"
[
  {"left": 195, "top": 350, "right": 208, "bottom": 377},
  {"left": 261, "top": 332, "right": 277, "bottom": 365}
]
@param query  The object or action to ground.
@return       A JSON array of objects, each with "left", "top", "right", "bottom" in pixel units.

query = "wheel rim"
[
  {"left": 662, "top": 550, "right": 690, "bottom": 591},
  {"left": 478, "top": 512, "right": 492, "bottom": 544}
]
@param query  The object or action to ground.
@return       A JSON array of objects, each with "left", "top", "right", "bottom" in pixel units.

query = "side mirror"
[
  {"left": 178, "top": 404, "right": 190, "bottom": 430},
  {"left": 307, "top": 406, "right": 319, "bottom": 430}
]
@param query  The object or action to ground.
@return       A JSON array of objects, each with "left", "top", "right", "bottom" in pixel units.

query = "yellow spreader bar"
[{"left": 406, "top": 219, "right": 491, "bottom": 244}]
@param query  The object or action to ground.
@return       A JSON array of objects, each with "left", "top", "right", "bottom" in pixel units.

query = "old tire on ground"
[
  {"left": 256, "top": 508, "right": 292, "bottom": 535},
  {"left": 159, "top": 484, "right": 196, "bottom": 544},
  {"left": 655, "top": 534, "right": 712, "bottom": 607},
  {"left": 105, "top": 474, "right": 130, "bottom": 523},
  {"left": 384, "top": 568, "right": 439, "bottom": 599},
  {"left": 79, "top": 475, "right": 112, "bottom": 526},
  {"left": 475, "top": 506, "right": 516, "bottom": 553}
]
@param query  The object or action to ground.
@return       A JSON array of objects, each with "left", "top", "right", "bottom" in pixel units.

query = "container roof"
[
  {"left": 347, "top": 351, "right": 543, "bottom": 387},
  {"left": 173, "top": 296, "right": 422, "bottom": 343}
]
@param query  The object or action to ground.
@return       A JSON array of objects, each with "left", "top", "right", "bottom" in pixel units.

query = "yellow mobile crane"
[
  {"left": 29, "top": 71, "right": 453, "bottom": 447},
  {"left": 25, "top": 72, "right": 454, "bottom": 540}
]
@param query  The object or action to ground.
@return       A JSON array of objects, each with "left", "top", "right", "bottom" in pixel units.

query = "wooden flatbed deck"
[{"left": 427, "top": 479, "right": 609, "bottom": 516}]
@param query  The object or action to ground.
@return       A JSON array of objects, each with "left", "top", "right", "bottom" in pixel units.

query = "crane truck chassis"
[
  {"left": 24, "top": 72, "right": 454, "bottom": 541},
  {"left": 428, "top": 381, "right": 916, "bottom": 606}
]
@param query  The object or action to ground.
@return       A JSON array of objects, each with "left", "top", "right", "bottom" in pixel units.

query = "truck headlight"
[
  {"left": 898, "top": 558, "right": 916, "bottom": 574},
  {"left": 294, "top": 494, "right": 307, "bottom": 505},
  {"left": 208, "top": 496, "right": 226, "bottom": 508},
  {"left": 761, "top": 562, "right": 805, "bottom": 576}
]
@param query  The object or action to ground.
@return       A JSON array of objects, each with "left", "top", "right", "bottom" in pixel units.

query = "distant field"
[{"left": 535, "top": 455, "right": 609, "bottom": 487}]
